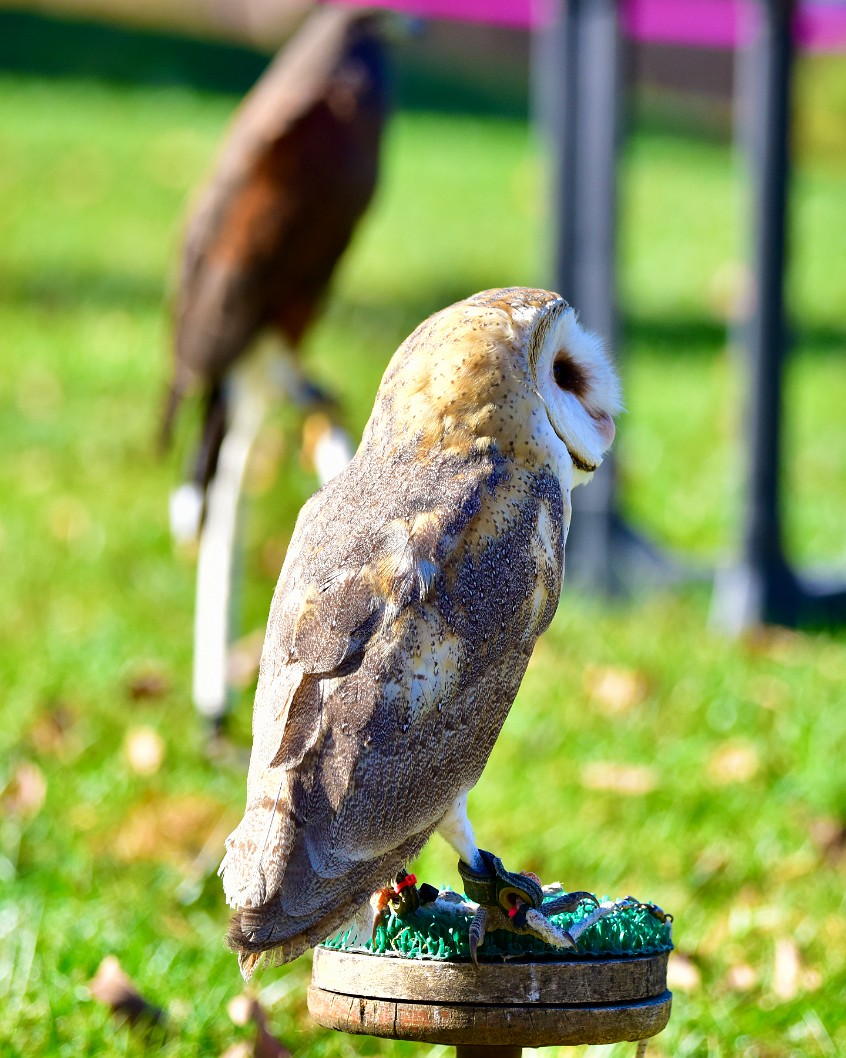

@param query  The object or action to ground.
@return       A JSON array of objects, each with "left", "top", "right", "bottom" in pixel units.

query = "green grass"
[
  {"left": 0, "top": 64, "right": 845, "bottom": 1058},
  {"left": 327, "top": 896, "right": 674, "bottom": 960}
]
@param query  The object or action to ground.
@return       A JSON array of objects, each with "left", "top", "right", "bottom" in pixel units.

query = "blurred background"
[{"left": 0, "top": 1, "right": 844, "bottom": 1055}]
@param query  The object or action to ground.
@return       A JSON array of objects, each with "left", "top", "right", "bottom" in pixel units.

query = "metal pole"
[
  {"left": 557, "top": 0, "right": 621, "bottom": 595},
  {"left": 538, "top": 0, "right": 677, "bottom": 595},
  {"left": 541, "top": 0, "right": 621, "bottom": 594},
  {"left": 547, "top": 0, "right": 580, "bottom": 305},
  {"left": 712, "top": 0, "right": 797, "bottom": 630}
]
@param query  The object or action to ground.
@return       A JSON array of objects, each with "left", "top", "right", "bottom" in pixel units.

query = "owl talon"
[
  {"left": 541, "top": 890, "right": 599, "bottom": 916},
  {"left": 458, "top": 849, "right": 544, "bottom": 914},
  {"left": 521, "top": 904, "right": 577, "bottom": 949},
  {"left": 459, "top": 852, "right": 590, "bottom": 961},
  {"left": 468, "top": 906, "right": 487, "bottom": 967}
]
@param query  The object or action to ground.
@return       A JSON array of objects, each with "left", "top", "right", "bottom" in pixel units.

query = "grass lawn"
[{"left": 0, "top": 62, "right": 845, "bottom": 1058}]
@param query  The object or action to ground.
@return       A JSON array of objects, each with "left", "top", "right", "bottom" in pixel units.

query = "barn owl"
[
  {"left": 160, "top": 5, "right": 389, "bottom": 726},
  {"left": 220, "top": 287, "right": 621, "bottom": 976}
]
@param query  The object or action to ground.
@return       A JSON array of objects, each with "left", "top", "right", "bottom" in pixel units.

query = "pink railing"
[{"left": 330, "top": 0, "right": 846, "bottom": 49}]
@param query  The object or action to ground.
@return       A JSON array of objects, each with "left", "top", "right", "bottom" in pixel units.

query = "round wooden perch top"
[{"left": 308, "top": 947, "right": 672, "bottom": 1048}]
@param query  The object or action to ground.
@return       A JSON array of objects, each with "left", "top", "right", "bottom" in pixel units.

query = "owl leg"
[
  {"left": 437, "top": 789, "right": 485, "bottom": 871},
  {"left": 437, "top": 793, "right": 550, "bottom": 916},
  {"left": 437, "top": 793, "right": 579, "bottom": 958}
]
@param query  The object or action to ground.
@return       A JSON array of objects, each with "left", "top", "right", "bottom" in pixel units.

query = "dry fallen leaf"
[
  {"left": 742, "top": 626, "right": 807, "bottom": 662},
  {"left": 667, "top": 952, "right": 701, "bottom": 992},
  {"left": 228, "top": 629, "right": 267, "bottom": 690},
  {"left": 48, "top": 496, "right": 91, "bottom": 544},
  {"left": 226, "top": 993, "right": 291, "bottom": 1058},
  {"left": 725, "top": 962, "right": 758, "bottom": 992},
  {"left": 583, "top": 665, "right": 649, "bottom": 715},
  {"left": 696, "top": 909, "right": 732, "bottom": 956},
  {"left": 228, "top": 993, "right": 254, "bottom": 1027},
  {"left": 746, "top": 674, "right": 790, "bottom": 711},
  {"left": 1, "top": 761, "right": 47, "bottom": 818},
  {"left": 809, "top": 815, "right": 846, "bottom": 865},
  {"left": 772, "top": 938, "right": 801, "bottom": 1001},
  {"left": 770, "top": 939, "right": 819, "bottom": 1000},
  {"left": 255, "top": 1020, "right": 291, "bottom": 1058},
  {"left": 89, "top": 955, "right": 165, "bottom": 1029},
  {"left": 124, "top": 727, "right": 165, "bottom": 776},
  {"left": 114, "top": 794, "right": 232, "bottom": 866},
  {"left": 27, "top": 703, "right": 77, "bottom": 757},
  {"left": 125, "top": 666, "right": 171, "bottom": 701},
  {"left": 580, "top": 761, "right": 659, "bottom": 796},
  {"left": 708, "top": 741, "right": 760, "bottom": 786},
  {"left": 221, "top": 1044, "right": 253, "bottom": 1058},
  {"left": 693, "top": 846, "right": 729, "bottom": 886}
]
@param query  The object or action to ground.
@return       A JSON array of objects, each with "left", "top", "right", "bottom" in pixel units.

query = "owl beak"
[
  {"left": 566, "top": 410, "right": 616, "bottom": 474},
  {"left": 568, "top": 449, "right": 600, "bottom": 475}
]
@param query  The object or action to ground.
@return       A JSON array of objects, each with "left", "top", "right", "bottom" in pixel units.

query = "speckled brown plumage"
[{"left": 220, "top": 288, "right": 621, "bottom": 974}]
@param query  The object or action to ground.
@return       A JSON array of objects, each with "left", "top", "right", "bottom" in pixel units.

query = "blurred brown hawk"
[{"left": 162, "top": 5, "right": 389, "bottom": 727}]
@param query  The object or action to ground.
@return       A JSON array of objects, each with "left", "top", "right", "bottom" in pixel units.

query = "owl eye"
[{"left": 552, "top": 354, "right": 587, "bottom": 396}]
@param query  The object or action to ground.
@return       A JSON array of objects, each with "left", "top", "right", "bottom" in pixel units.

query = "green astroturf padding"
[{"left": 324, "top": 893, "right": 673, "bottom": 961}]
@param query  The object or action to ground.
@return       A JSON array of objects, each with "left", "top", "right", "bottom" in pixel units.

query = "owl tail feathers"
[
  {"left": 226, "top": 896, "right": 370, "bottom": 980},
  {"left": 219, "top": 851, "right": 271, "bottom": 914},
  {"left": 218, "top": 787, "right": 297, "bottom": 911}
]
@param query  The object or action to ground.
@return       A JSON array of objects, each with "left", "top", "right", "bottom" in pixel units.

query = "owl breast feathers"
[{"left": 220, "top": 288, "right": 621, "bottom": 971}]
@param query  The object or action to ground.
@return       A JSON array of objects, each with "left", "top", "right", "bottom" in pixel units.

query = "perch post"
[{"left": 308, "top": 946, "right": 671, "bottom": 1055}]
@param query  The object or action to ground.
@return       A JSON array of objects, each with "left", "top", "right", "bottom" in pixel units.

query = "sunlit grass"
[{"left": 0, "top": 68, "right": 844, "bottom": 1058}]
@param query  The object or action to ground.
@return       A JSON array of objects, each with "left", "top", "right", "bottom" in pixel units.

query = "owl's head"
[
  {"left": 502, "top": 288, "right": 622, "bottom": 486},
  {"left": 367, "top": 287, "right": 621, "bottom": 489}
]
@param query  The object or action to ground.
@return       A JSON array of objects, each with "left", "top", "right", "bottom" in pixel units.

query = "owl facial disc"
[{"left": 531, "top": 304, "right": 621, "bottom": 481}]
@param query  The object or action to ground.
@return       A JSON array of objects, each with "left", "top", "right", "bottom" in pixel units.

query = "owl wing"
[{"left": 219, "top": 484, "right": 461, "bottom": 911}]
